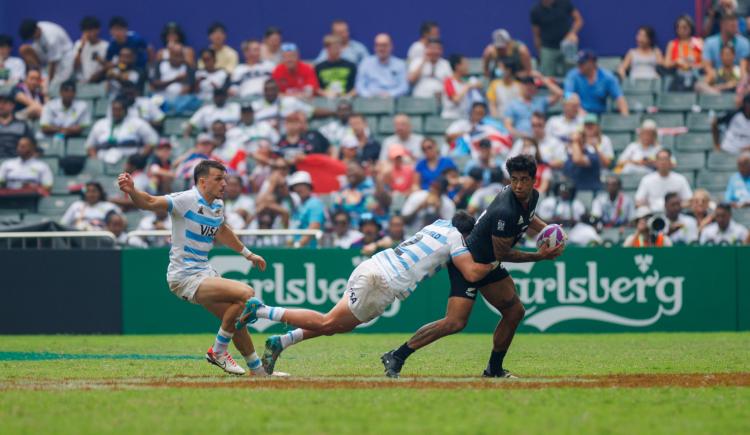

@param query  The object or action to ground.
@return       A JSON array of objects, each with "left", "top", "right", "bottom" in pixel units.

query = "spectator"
[
  {"left": 450, "top": 166, "right": 484, "bottom": 209},
  {"left": 288, "top": 170, "right": 327, "bottom": 248},
  {"left": 664, "top": 15, "right": 704, "bottom": 92},
  {"left": 72, "top": 17, "right": 108, "bottom": 83},
  {"left": 210, "top": 121, "right": 246, "bottom": 175},
  {"left": 467, "top": 167, "right": 505, "bottom": 215},
  {"left": 696, "top": 44, "right": 741, "bottom": 94},
  {"left": 408, "top": 38, "right": 452, "bottom": 98},
  {"left": 512, "top": 112, "right": 562, "bottom": 166},
  {"left": 401, "top": 176, "right": 456, "bottom": 235},
  {"left": 231, "top": 39, "right": 275, "bottom": 99},
  {"left": 545, "top": 93, "right": 584, "bottom": 143},
  {"left": 563, "top": 131, "right": 604, "bottom": 193},
  {"left": 463, "top": 137, "right": 505, "bottom": 186},
  {"left": 226, "top": 103, "right": 279, "bottom": 155},
  {"left": 224, "top": 175, "right": 255, "bottom": 229},
  {"left": 407, "top": 21, "right": 440, "bottom": 64},
  {"left": 623, "top": 206, "right": 673, "bottom": 247},
  {"left": 195, "top": 48, "right": 230, "bottom": 101},
  {"left": 173, "top": 133, "right": 221, "bottom": 187},
  {"left": 362, "top": 214, "right": 405, "bottom": 255},
  {"left": 448, "top": 101, "right": 509, "bottom": 160},
  {"left": 0, "top": 136, "right": 52, "bottom": 193},
  {"left": 118, "top": 81, "right": 165, "bottom": 130},
  {"left": 98, "top": 46, "right": 145, "bottom": 99},
  {"left": 186, "top": 88, "right": 241, "bottom": 134},
  {"left": 635, "top": 148, "right": 693, "bottom": 212},
  {"left": 538, "top": 179, "right": 602, "bottom": 246},
  {"left": 482, "top": 28, "right": 533, "bottom": 78},
  {"left": 314, "top": 20, "right": 369, "bottom": 65},
  {"left": 274, "top": 112, "right": 331, "bottom": 162},
  {"left": 486, "top": 60, "right": 522, "bottom": 119},
  {"left": 18, "top": 19, "right": 74, "bottom": 89},
  {"left": 132, "top": 209, "right": 172, "bottom": 247},
  {"left": 702, "top": 12, "right": 750, "bottom": 73},
  {"left": 355, "top": 33, "right": 408, "bottom": 98},
  {"left": 105, "top": 16, "right": 148, "bottom": 68},
  {"left": 591, "top": 175, "right": 636, "bottom": 228},
  {"left": 0, "top": 35, "right": 25, "bottom": 87},
  {"left": 689, "top": 188, "right": 716, "bottom": 233},
  {"left": 251, "top": 79, "right": 316, "bottom": 129},
  {"left": 700, "top": 202, "right": 749, "bottom": 244},
  {"left": 332, "top": 162, "right": 376, "bottom": 227},
  {"left": 326, "top": 210, "right": 364, "bottom": 249},
  {"left": 530, "top": 0, "right": 584, "bottom": 77},
  {"left": 507, "top": 141, "right": 552, "bottom": 195},
  {"left": 380, "top": 114, "right": 425, "bottom": 160},
  {"left": 442, "top": 54, "right": 483, "bottom": 119},
  {"left": 713, "top": 94, "right": 750, "bottom": 154},
  {"left": 736, "top": 54, "right": 750, "bottom": 105},
  {"left": 379, "top": 143, "right": 415, "bottom": 194},
  {"left": 414, "top": 137, "right": 457, "bottom": 190},
  {"left": 664, "top": 191, "right": 699, "bottom": 244},
  {"left": 617, "top": 26, "right": 664, "bottom": 81},
  {"left": 146, "top": 140, "right": 174, "bottom": 195},
  {"left": 340, "top": 114, "right": 380, "bottom": 165},
  {"left": 725, "top": 151, "right": 750, "bottom": 206},
  {"left": 151, "top": 44, "right": 199, "bottom": 116},
  {"left": 579, "top": 113, "right": 614, "bottom": 167},
  {"left": 86, "top": 97, "right": 158, "bottom": 163},
  {"left": 320, "top": 100, "right": 353, "bottom": 148},
  {"left": 261, "top": 27, "right": 283, "bottom": 65},
  {"left": 156, "top": 22, "right": 195, "bottom": 67},
  {"left": 316, "top": 34, "right": 357, "bottom": 98},
  {"left": 617, "top": 119, "right": 662, "bottom": 174},
  {"left": 245, "top": 209, "right": 286, "bottom": 247},
  {"left": 105, "top": 212, "right": 145, "bottom": 248},
  {"left": 353, "top": 214, "right": 384, "bottom": 248},
  {"left": 272, "top": 43, "right": 320, "bottom": 97},
  {"left": 40, "top": 80, "right": 91, "bottom": 138},
  {"left": 703, "top": 0, "right": 748, "bottom": 36},
  {"left": 504, "top": 74, "right": 562, "bottom": 137},
  {"left": 110, "top": 153, "right": 150, "bottom": 210},
  {"left": 201, "top": 22, "right": 238, "bottom": 73},
  {"left": 0, "top": 92, "right": 31, "bottom": 158},
  {"left": 60, "top": 181, "right": 120, "bottom": 230},
  {"left": 564, "top": 50, "right": 628, "bottom": 115},
  {"left": 12, "top": 68, "right": 45, "bottom": 120}
]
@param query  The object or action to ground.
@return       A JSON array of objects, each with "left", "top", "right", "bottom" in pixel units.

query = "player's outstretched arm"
[
  {"left": 117, "top": 173, "right": 169, "bottom": 212},
  {"left": 216, "top": 223, "right": 267, "bottom": 272},
  {"left": 492, "top": 235, "right": 563, "bottom": 263},
  {"left": 452, "top": 253, "right": 496, "bottom": 283}
]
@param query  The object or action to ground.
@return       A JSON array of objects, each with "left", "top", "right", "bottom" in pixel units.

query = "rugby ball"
[{"left": 536, "top": 224, "right": 567, "bottom": 249}]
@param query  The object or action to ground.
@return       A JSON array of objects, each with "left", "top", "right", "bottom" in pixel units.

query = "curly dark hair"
[{"left": 505, "top": 154, "right": 537, "bottom": 178}]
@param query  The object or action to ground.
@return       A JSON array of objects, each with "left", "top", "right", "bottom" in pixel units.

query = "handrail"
[
  {"left": 126, "top": 229, "right": 324, "bottom": 240},
  {"left": 0, "top": 231, "right": 117, "bottom": 241}
]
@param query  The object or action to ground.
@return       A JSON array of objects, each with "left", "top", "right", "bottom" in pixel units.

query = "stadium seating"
[
  {"left": 706, "top": 152, "right": 736, "bottom": 171},
  {"left": 675, "top": 133, "right": 713, "bottom": 152},
  {"left": 601, "top": 113, "right": 640, "bottom": 132},
  {"left": 395, "top": 97, "right": 439, "bottom": 115},
  {"left": 353, "top": 98, "right": 395, "bottom": 115},
  {"left": 38, "top": 195, "right": 78, "bottom": 217},
  {"left": 656, "top": 93, "right": 697, "bottom": 112}
]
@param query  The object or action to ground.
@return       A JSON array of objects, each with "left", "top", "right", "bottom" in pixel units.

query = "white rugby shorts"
[
  {"left": 344, "top": 259, "right": 397, "bottom": 322},
  {"left": 167, "top": 268, "right": 218, "bottom": 304}
]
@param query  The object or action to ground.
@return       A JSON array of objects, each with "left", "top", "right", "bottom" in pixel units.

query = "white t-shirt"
[
  {"left": 618, "top": 142, "right": 662, "bottom": 174},
  {"left": 700, "top": 220, "right": 749, "bottom": 245},
  {"left": 154, "top": 61, "right": 190, "bottom": 98},
  {"left": 635, "top": 172, "right": 693, "bottom": 213},
  {"left": 586, "top": 135, "right": 615, "bottom": 161},
  {"left": 189, "top": 103, "right": 241, "bottom": 131},
  {"left": 231, "top": 61, "right": 275, "bottom": 98},
  {"left": 32, "top": 21, "right": 73, "bottom": 63},
  {"left": 537, "top": 197, "right": 586, "bottom": 222},
  {"left": 86, "top": 117, "right": 159, "bottom": 163},
  {"left": 591, "top": 192, "right": 636, "bottom": 226},
  {"left": 666, "top": 214, "right": 699, "bottom": 244},
  {"left": 401, "top": 190, "right": 456, "bottom": 235},
  {"left": 487, "top": 79, "right": 522, "bottom": 117},
  {"left": 0, "top": 57, "right": 26, "bottom": 86},
  {"left": 0, "top": 157, "right": 53, "bottom": 189},
  {"left": 60, "top": 200, "right": 120, "bottom": 230},
  {"left": 226, "top": 121, "right": 280, "bottom": 153},
  {"left": 406, "top": 41, "right": 426, "bottom": 65},
  {"left": 720, "top": 111, "right": 750, "bottom": 154},
  {"left": 251, "top": 97, "right": 313, "bottom": 128},
  {"left": 546, "top": 114, "right": 584, "bottom": 142},
  {"left": 330, "top": 229, "right": 364, "bottom": 249},
  {"left": 72, "top": 39, "right": 108, "bottom": 82},
  {"left": 130, "top": 212, "right": 172, "bottom": 247},
  {"left": 224, "top": 194, "right": 255, "bottom": 229},
  {"left": 40, "top": 99, "right": 91, "bottom": 128},
  {"left": 128, "top": 97, "right": 165, "bottom": 124},
  {"left": 195, "top": 68, "right": 229, "bottom": 101},
  {"left": 380, "top": 133, "right": 425, "bottom": 161},
  {"left": 441, "top": 76, "right": 471, "bottom": 120},
  {"left": 408, "top": 58, "right": 452, "bottom": 98}
]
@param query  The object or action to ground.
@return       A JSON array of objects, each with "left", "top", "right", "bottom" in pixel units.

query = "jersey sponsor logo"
[
  {"left": 200, "top": 225, "right": 218, "bottom": 237},
  {"left": 497, "top": 220, "right": 505, "bottom": 231},
  {"left": 517, "top": 216, "right": 524, "bottom": 225}
]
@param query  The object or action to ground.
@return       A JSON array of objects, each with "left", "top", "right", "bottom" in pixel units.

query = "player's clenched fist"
[{"left": 118, "top": 173, "right": 135, "bottom": 194}]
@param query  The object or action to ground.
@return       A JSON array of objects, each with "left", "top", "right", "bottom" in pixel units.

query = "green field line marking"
[{"left": 0, "top": 352, "right": 200, "bottom": 361}]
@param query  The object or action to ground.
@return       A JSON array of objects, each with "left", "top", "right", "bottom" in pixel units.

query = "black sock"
[
  {"left": 393, "top": 343, "right": 415, "bottom": 361},
  {"left": 488, "top": 350, "right": 507, "bottom": 374}
]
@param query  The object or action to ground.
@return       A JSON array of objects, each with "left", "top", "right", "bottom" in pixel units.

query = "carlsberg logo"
[{"left": 492, "top": 254, "right": 684, "bottom": 331}]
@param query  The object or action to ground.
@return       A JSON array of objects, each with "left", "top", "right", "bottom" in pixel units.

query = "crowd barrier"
[{"left": 1, "top": 247, "right": 747, "bottom": 334}]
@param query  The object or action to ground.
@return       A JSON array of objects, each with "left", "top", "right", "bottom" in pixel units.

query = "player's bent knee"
[{"left": 443, "top": 318, "right": 467, "bottom": 334}]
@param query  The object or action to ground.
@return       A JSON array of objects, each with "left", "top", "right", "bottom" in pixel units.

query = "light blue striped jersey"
[
  {"left": 165, "top": 187, "right": 224, "bottom": 281},
  {"left": 372, "top": 219, "right": 469, "bottom": 298}
]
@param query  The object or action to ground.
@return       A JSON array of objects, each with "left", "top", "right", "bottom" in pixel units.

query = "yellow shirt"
[{"left": 198, "top": 45, "right": 239, "bottom": 73}]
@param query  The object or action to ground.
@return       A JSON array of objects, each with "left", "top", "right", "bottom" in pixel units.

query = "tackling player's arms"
[
  {"left": 451, "top": 252, "right": 496, "bottom": 282},
  {"left": 117, "top": 173, "right": 169, "bottom": 212},
  {"left": 492, "top": 234, "right": 563, "bottom": 263}
]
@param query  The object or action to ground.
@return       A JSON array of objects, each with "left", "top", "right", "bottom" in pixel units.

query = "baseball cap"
[
  {"left": 478, "top": 138, "right": 492, "bottom": 149},
  {"left": 0, "top": 92, "right": 13, "bottom": 102},
  {"left": 240, "top": 102, "right": 254, "bottom": 112},
  {"left": 281, "top": 42, "right": 298, "bottom": 53},
  {"left": 156, "top": 139, "right": 172, "bottom": 149},
  {"left": 492, "top": 29, "right": 511, "bottom": 47},
  {"left": 341, "top": 137, "right": 359, "bottom": 149},
  {"left": 583, "top": 113, "right": 599, "bottom": 125},
  {"left": 577, "top": 49, "right": 597, "bottom": 64},
  {"left": 634, "top": 206, "right": 653, "bottom": 221},
  {"left": 518, "top": 76, "right": 536, "bottom": 86},
  {"left": 388, "top": 144, "right": 408, "bottom": 160},
  {"left": 287, "top": 170, "right": 312, "bottom": 187},
  {"left": 196, "top": 133, "right": 216, "bottom": 144},
  {"left": 641, "top": 119, "right": 658, "bottom": 131},
  {"left": 467, "top": 167, "right": 484, "bottom": 181}
]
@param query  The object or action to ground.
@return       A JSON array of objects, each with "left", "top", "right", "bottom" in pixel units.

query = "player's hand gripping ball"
[{"left": 536, "top": 224, "right": 568, "bottom": 249}]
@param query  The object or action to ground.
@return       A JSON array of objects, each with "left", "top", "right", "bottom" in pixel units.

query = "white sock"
[
  {"left": 244, "top": 352, "right": 263, "bottom": 372},
  {"left": 257, "top": 305, "right": 286, "bottom": 321},
  {"left": 212, "top": 328, "right": 233, "bottom": 355},
  {"left": 279, "top": 329, "right": 304, "bottom": 349}
]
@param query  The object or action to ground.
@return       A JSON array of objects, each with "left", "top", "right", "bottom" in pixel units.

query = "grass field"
[{"left": 1, "top": 332, "right": 749, "bottom": 434}]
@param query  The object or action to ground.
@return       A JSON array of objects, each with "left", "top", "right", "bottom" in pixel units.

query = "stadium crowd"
[{"left": 1, "top": 0, "right": 750, "bottom": 249}]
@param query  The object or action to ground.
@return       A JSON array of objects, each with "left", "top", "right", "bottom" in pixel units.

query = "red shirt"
[{"left": 272, "top": 61, "right": 320, "bottom": 95}]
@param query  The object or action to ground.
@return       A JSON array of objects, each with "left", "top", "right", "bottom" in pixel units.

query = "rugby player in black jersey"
[{"left": 382, "top": 154, "right": 564, "bottom": 378}]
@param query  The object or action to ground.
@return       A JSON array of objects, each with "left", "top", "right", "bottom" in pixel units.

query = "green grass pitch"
[{"left": 1, "top": 332, "right": 749, "bottom": 434}]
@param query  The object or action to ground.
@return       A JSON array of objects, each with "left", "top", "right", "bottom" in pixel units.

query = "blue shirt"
[
  {"left": 702, "top": 34, "right": 750, "bottom": 68},
  {"left": 292, "top": 196, "right": 326, "bottom": 247},
  {"left": 563, "top": 146, "right": 602, "bottom": 192},
  {"left": 355, "top": 55, "right": 408, "bottom": 97},
  {"left": 725, "top": 172, "right": 750, "bottom": 204},
  {"left": 504, "top": 96, "right": 549, "bottom": 135},
  {"left": 315, "top": 39, "right": 369, "bottom": 65},
  {"left": 415, "top": 157, "right": 457, "bottom": 190},
  {"left": 106, "top": 31, "right": 149, "bottom": 68},
  {"left": 564, "top": 67, "right": 623, "bottom": 114},
  {"left": 333, "top": 177, "right": 376, "bottom": 226}
]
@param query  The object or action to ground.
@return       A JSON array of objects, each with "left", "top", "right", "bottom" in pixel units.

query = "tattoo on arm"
[{"left": 493, "top": 236, "right": 542, "bottom": 263}]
